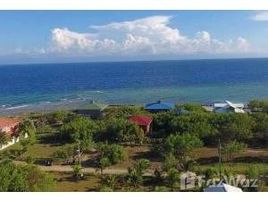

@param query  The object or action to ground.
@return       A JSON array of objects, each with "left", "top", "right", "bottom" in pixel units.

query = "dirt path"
[{"left": 14, "top": 161, "right": 154, "bottom": 176}]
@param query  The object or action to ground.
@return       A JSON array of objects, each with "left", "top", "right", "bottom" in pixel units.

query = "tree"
[
  {"left": 61, "top": 116, "right": 97, "bottom": 151},
  {"left": 134, "top": 159, "right": 150, "bottom": 175},
  {"left": 53, "top": 146, "right": 74, "bottom": 163},
  {"left": 152, "top": 111, "right": 176, "bottom": 137},
  {"left": 163, "top": 133, "right": 203, "bottom": 170},
  {"left": 251, "top": 113, "right": 268, "bottom": 147},
  {"left": 17, "top": 119, "right": 36, "bottom": 144},
  {"left": 0, "top": 160, "right": 54, "bottom": 192},
  {"left": 126, "top": 159, "right": 150, "bottom": 188},
  {"left": 97, "top": 143, "right": 127, "bottom": 173},
  {"left": 222, "top": 140, "right": 247, "bottom": 162},
  {"left": 163, "top": 133, "right": 203, "bottom": 171},
  {"left": 162, "top": 153, "right": 177, "bottom": 172},
  {"left": 213, "top": 113, "right": 254, "bottom": 143},
  {"left": 72, "top": 164, "right": 83, "bottom": 180},
  {"left": 100, "top": 174, "right": 118, "bottom": 191},
  {"left": 48, "top": 110, "right": 73, "bottom": 125},
  {"left": 99, "top": 157, "right": 110, "bottom": 174},
  {"left": 126, "top": 167, "right": 143, "bottom": 188},
  {"left": 0, "top": 131, "right": 10, "bottom": 148},
  {"left": 124, "top": 123, "right": 146, "bottom": 145},
  {"left": 170, "top": 113, "right": 216, "bottom": 141},
  {"left": 24, "top": 164, "right": 55, "bottom": 191},
  {"left": 248, "top": 100, "right": 268, "bottom": 113}
]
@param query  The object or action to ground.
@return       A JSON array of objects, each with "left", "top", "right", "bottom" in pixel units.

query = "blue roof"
[{"left": 145, "top": 100, "right": 175, "bottom": 110}]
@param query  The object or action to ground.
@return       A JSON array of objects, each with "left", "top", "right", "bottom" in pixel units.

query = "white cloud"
[
  {"left": 251, "top": 11, "right": 268, "bottom": 21},
  {"left": 49, "top": 15, "right": 251, "bottom": 57}
]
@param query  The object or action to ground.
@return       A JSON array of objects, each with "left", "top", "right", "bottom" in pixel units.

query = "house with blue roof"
[{"left": 145, "top": 100, "right": 175, "bottom": 113}]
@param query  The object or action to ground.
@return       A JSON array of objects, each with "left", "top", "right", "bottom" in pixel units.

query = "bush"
[
  {"left": 222, "top": 141, "right": 247, "bottom": 162},
  {"left": 97, "top": 143, "right": 127, "bottom": 173},
  {"left": 164, "top": 133, "right": 203, "bottom": 160},
  {"left": 52, "top": 146, "right": 75, "bottom": 163},
  {"left": 0, "top": 160, "right": 54, "bottom": 191},
  {"left": 125, "top": 159, "right": 150, "bottom": 187},
  {"left": 204, "top": 168, "right": 218, "bottom": 180},
  {"left": 25, "top": 155, "right": 35, "bottom": 164},
  {"left": 96, "top": 117, "right": 146, "bottom": 144},
  {"left": 166, "top": 168, "right": 180, "bottom": 190},
  {"left": 248, "top": 100, "right": 268, "bottom": 113},
  {"left": 61, "top": 116, "right": 97, "bottom": 150},
  {"left": 245, "top": 166, "right": 260, "bottom": 179}
]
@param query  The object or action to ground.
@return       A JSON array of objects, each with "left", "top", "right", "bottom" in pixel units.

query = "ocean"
[{"left": 0, "top": 58, "right": 268, "bottom": 115}]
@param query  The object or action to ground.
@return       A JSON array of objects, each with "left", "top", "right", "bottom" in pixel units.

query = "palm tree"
[{"left": 72, "top": 164, "right": 83, "bottom": 180}]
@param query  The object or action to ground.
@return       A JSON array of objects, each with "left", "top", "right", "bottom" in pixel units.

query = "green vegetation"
[
  {"left": 97, "top": 143, "right": 127, "bottom": 173},
  {"left": 248, "top": 99, "right": 268, "bottom": 113},
  {"left": 0, "top": 131, "right": 9, "bottom": 147},
  {"left": 222, "top": 141, "right": 247, "bottom": 162},
  {"left": 0, "top": 160, "right": 54, "bottom": 191},
  {"left": 126, "top": 159, "right": 150, "bottom": 188},
  {"left": 0, "top": 101, "right": 267, "bottom": 192},
  {"left": 96, "top": 117, "right": 145, "bottom": 144},
  {"left": 61, "top": 116, "right": 97, "bottom": 151}
]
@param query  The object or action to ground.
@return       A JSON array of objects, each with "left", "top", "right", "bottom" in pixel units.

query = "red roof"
[
  {"left": 128, "top": 115, "right": 152, "bottom": 126},
  {"left": 0, "top": 117, "right": 20, "bottom": 129}
]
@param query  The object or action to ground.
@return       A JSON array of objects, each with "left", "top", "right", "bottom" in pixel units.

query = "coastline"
[{"left": 1, "top": 83, "right": 268, "bottom": 116}]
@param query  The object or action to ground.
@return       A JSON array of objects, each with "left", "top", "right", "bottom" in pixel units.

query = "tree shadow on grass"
[
  {"left": 196, "top": 156, "right": 219, "bottom": 165},
  {"left": 38, "top": 134, "right": 67, "bottom": 146},
  {"left": 233, "top": 156, "right": 268, "bottom": 163},
  {"left": 131, "top": 150, "right": 161, "bottom": 162},
  {"left": 196, "top": 155, "right": 268, "bottom": 165}
]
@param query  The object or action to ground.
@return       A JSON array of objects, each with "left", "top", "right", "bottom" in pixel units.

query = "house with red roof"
[
  {"left": 0, "top": 117, "right": 21, "bottom": 150},
  {"left": 128, "top": 115, "right": 153, "bottom": 134}
]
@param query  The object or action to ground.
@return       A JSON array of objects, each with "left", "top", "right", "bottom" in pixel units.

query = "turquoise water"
[{"left": 0, "top": 58, "right": 268, "bottom": 114}]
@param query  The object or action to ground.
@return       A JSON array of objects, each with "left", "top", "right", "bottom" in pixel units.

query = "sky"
[{"left": 1, "top": 10, "right": 268, "bottom": 64}]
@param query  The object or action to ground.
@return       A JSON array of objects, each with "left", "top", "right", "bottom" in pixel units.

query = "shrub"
[
  {"left": 222, "top": 141, "right": 247, "bottom": 162},
  {"left": 97, "top": 143, "right": 127, "bottom": 173}
]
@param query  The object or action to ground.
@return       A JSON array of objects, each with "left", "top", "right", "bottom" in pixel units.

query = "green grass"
[
  {"left": 23, "top": 142, "right": 71, "bottom": 160},
  {"left": 52, "top": 172, "right": 100, "bottom": 192},
  {"left": 194, "top": 162, "right": 268, "bottom": 175}
]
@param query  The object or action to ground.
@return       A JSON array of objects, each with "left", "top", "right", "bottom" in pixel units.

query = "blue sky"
[{"left": 1, "top": 11, "right": 268, "bottom": 64}]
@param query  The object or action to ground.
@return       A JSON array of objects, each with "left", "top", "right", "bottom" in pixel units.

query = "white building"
[
  {"left": 213, "top": 100, "right": 245, "bottom": 113},
  {"left": 204, "top": 183, "right": 243, "bottom": 192}
]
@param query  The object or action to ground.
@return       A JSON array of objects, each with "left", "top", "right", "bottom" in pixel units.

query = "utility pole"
[{"left": 218, "top": 138, "right": 222, "bottom": 180}]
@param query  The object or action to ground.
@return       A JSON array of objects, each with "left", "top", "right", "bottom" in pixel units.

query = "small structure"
[
  {"left": 213, "top": 100, "right": 245, "bottom": 113},
  {"left": 128, "top": 115, "right": 153, "bottom": 134},
  {"left": 75, "top": 100, "right": 108, "bottom": 119},
  {"left": 145, "top": 100, "right": 175, "bottom": 113},
  {"left": 0, "top": 117, "right": 21, "bottom": 150},
  {"left": 204, "top": 183, "right": 243, "bottom": 192}
]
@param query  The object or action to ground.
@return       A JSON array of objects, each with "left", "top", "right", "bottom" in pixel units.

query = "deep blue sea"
[{"left": 0, "top": 58, "right": 268, "bottom": 114}]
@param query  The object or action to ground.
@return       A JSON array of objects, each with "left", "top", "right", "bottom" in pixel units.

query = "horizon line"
[{"left": 1, "top": 56, "right": 268, "bottom": 67}]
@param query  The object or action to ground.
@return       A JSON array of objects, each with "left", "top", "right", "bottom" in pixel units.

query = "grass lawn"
[
  {"left": 52, "top": 172, "right": 100, "bottom": 192},
  {"left": 23, "top": 142, "right": 71, "bottom": 160},
  {"left": 195, "top": 162, "right": 268, "bottom": 174}
]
